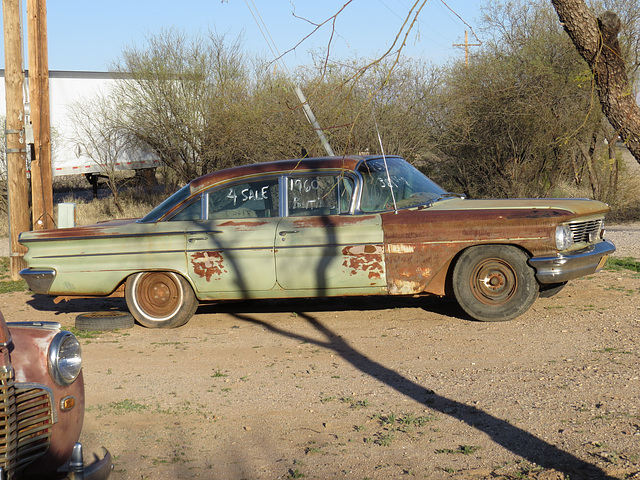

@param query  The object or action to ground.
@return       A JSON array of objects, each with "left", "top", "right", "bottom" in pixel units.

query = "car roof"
[{"left": 188, "top": 155, "right": 395, "bottom": 193}]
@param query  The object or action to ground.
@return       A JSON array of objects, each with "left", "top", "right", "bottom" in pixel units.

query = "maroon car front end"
[{"left": 0, "top": 312, "right": 111, "bottom": 479}]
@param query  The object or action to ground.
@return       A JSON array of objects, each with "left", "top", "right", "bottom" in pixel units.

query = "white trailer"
[{"left": 0, "top": 70, "right": 160, "bottom": 180}]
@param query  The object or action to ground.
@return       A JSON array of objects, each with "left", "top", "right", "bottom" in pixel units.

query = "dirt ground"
[{"left": 1, "top": 227, "right": 640, "bottom": 480}]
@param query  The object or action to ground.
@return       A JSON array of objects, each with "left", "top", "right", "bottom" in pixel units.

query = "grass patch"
[
  {"left": 68, "top": 327, "right": 103, "bottom": 340},
  {"left": 0, "top": 257, "right": 28, "bottom": 293},
  {"left": 101, "top": 399, "right": 148, "bottom": 414},
  {"left": 605, "top": 257, "right": 640, "bottom": 273},
  {"left": 436, "top": 445, "right": 481, "bottom": 455}
]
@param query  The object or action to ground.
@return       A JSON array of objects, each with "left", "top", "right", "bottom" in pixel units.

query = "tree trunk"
[{"left": 551, "top": 0, "right": 640, "bottom": 163}]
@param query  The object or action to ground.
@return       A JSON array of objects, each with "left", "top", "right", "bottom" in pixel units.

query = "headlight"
[
  {"left": 555, "top": 224, "right": 573, "bottom": 251},
  {"left": 48, "top": 332, "right": 82, "bottom": 386}
]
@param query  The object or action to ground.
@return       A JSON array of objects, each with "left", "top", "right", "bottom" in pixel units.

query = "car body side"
[{"left": 17, "top": 156, "right": 614, "bottom": 316}]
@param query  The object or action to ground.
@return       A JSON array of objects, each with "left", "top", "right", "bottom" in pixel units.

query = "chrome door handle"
[
  {"left": 188, "top": 236, "right": 209, "bottom": 242},
  {"left": 279, "top": 230, "right": 299, "bottom": 236}
]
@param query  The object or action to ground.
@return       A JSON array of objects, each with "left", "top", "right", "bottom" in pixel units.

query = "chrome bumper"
[
  {"left": 66, "top": 443, "right": 113, "bottom": 480},
  {"left": 529, "top": 239, "right": 616, "bottom": 284},
  {"left": 19, "top": 268, "right": 56, "bottom": 294}
]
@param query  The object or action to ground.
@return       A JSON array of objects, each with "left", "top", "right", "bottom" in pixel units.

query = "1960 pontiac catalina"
[{"left": 19, "top": 155, "right": 615, "bottom": 328}]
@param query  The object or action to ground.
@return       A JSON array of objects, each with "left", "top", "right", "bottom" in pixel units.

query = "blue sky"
[{"left": 1, "top": 0, "right": 483, "bottom": 72}]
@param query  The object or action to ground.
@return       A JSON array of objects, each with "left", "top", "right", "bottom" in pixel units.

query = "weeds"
[
  {"left": 605, "top": 257, "right": 640, "bottom": 273},
  {"left": 436, "top": 445, "right": 480, "bottom": 455},
  {"left": 286, "top": 468, "right": 305, "bottom": 478},
  {"left": 373, "top": 412, "right": 436, "bottom": 428},
  {"left": 98, "top": 399, "right": 148, "bottom": 414},
  {"left": 0, "top": 257, "right": 27, "bottom": 293}
]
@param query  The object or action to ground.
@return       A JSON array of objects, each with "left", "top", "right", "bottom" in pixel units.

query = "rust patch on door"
[
  {"left": 190, "top": 252, "right": 228, "bottom": 281},
  {"left": 341, "top": 244, "right": 384, "bottom": 279},
  {"left": 218, "top": 220, "right": 270, "bottom": 229}
]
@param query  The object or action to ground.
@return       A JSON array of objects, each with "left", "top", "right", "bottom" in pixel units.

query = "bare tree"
[
  {"left": 111, "top": 29, "right": 251, "bottom": 183},
  {"left": 551, "top": 0, "right": 640, "bottom": 161},
  {"left": 68, "top": 94, "right": 135, "bottom": 214}
]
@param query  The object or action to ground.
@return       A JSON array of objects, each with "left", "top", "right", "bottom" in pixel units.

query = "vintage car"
[
  {"left": 0, "top": 311, "right": 111, "bottom": 479},
  {"left": 19, "top": 155, "right": 615, "bottom": 328}
]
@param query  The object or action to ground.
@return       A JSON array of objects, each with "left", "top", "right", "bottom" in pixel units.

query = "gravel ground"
[{"left": 0, "top": 223, "right": 639, "bottom": 479}]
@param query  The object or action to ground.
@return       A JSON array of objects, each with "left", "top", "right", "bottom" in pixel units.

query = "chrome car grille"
[
  {"left": 0, "top": 367, "right": 53, "bottom": 479},
  {"left": 569, "top": 219, "right": 602, "bottom": 244}
]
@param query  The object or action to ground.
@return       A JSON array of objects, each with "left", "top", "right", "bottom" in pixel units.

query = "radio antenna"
[{"left": 373, "top": 113, "right": 397, "bottom": 213}]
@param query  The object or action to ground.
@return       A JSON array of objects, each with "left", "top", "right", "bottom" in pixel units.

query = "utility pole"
[
  {"left": 2, "top": 0, "right": 30, "bottom": 279},
  {"left": 27, "top": 0, "right": 53, "bottom": 229},
  {"left": 453, "top": 30, "right": 481, "bottom": 67},
  {"left": 293, "top": 86, "right": 335, "bottom": 157}
]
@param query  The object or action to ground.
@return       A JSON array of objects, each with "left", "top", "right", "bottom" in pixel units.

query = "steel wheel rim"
[
  {"left": 470, "top": 258, "right": 517, "bottom": 305},
  {"left": 133, "top": 272, "right": 183, "bottom": 321}
]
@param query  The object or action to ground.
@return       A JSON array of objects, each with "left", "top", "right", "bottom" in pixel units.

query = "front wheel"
[
  {"left": 452, "top": 245, "right": 539, "bottom": 322},
  {"left": 125, "top": 271, "right": 198, "bottom": 328}
]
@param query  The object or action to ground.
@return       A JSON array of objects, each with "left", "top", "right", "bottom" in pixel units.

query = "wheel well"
[
  {"left": 120, "top": 270, "right": 196, "bottom": 292},
  {"left": 443, "top": 243, "right": 535, "bottom": 297}
]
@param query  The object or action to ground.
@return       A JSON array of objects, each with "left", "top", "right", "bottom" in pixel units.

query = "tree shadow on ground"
[{"left": 230, "top": 310, "right": 616, "bottom": 480}]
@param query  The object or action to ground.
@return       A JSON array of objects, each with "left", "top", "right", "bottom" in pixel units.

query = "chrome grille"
[
  {"left": 0, "top": 366, "right": 19, "bottom": 479},
  {"left": 569, "top": 219, "right": 602, "bottom": 244},
  {"left": 0, "top": 366, "right": 52, "bottom": 479}
]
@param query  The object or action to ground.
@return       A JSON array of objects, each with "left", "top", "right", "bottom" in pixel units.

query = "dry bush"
[
  {"left": 606, "top": 172, "right": 640, "bottom": 223},
  {"left": 59, "top": 187, "right": 168, "bottom": 226}
]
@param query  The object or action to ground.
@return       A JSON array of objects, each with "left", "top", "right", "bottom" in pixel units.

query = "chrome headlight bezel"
[
  {"left": 555, "top": 224, "right": 574, "bottom": 251},
  {"left": 48, "top": 331, "right": 83, "bottom": 386}
]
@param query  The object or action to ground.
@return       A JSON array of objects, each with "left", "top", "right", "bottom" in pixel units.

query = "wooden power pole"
[
  {"left": 453, "top": 30, "right": 481, "bottom": 67},
  {"left": 2, "top": 0, "right": 31, "bottom": 280},
  {"left": 27, "top": 0, "right": 53, "bottom": 230}
]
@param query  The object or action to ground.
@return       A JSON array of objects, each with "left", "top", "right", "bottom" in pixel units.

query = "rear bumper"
[
  {"left": 529, "top": 239, "right": 616, "bottom": 284},
  {"left": 19, "top": 268, "right": 56, "bottom": 294}
]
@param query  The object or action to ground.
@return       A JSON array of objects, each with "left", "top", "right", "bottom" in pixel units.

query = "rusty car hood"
[{"left": 428, "top": 197, "right": 609, "bottom": 216}]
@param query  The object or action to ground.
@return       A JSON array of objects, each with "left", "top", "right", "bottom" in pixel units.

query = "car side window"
[
  {"left": 169, "top": 195, "right": 202, "bottom": 221},
  {"left": 208, "top": 178, "right": 280, "bottom": 219},
  {"left": 360, "top": 167, "right": 395, "bottom": 213},
  {"left": 287, "top": 174, "right": 354, "bottom": 216}
]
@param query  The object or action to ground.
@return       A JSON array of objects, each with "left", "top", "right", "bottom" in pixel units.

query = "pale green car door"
[
  {"left": 178, "top": 178, "right": 280, "bottom": 299},
  {"left": 275, "top": 173, "right": 387, "bottom": 295}
]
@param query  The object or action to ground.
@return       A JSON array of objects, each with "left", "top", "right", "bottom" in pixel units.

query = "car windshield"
[
  {"left": 140, "top": 184, "right": 193, "bottom": 223},
  {"left": 359, "top": 157, "right": 447, "bottom": 212}
]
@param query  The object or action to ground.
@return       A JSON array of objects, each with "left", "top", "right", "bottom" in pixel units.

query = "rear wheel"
[
  {"left": 125, "top": 271, "right": 198, "bottom": 328},
  {"left": 452, "top": 245, "right": 539, "bottom": 322}
]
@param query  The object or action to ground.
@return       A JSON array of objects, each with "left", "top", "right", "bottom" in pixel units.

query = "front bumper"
[
  {"left": 19, "top": 267, "right": 56, "bottom": 294},
  {"left": 529, "top": 239, "right": 616, "bottom": 284},
  {"left": 65, "top": 443, "right": 113, "bottom": 480}
]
